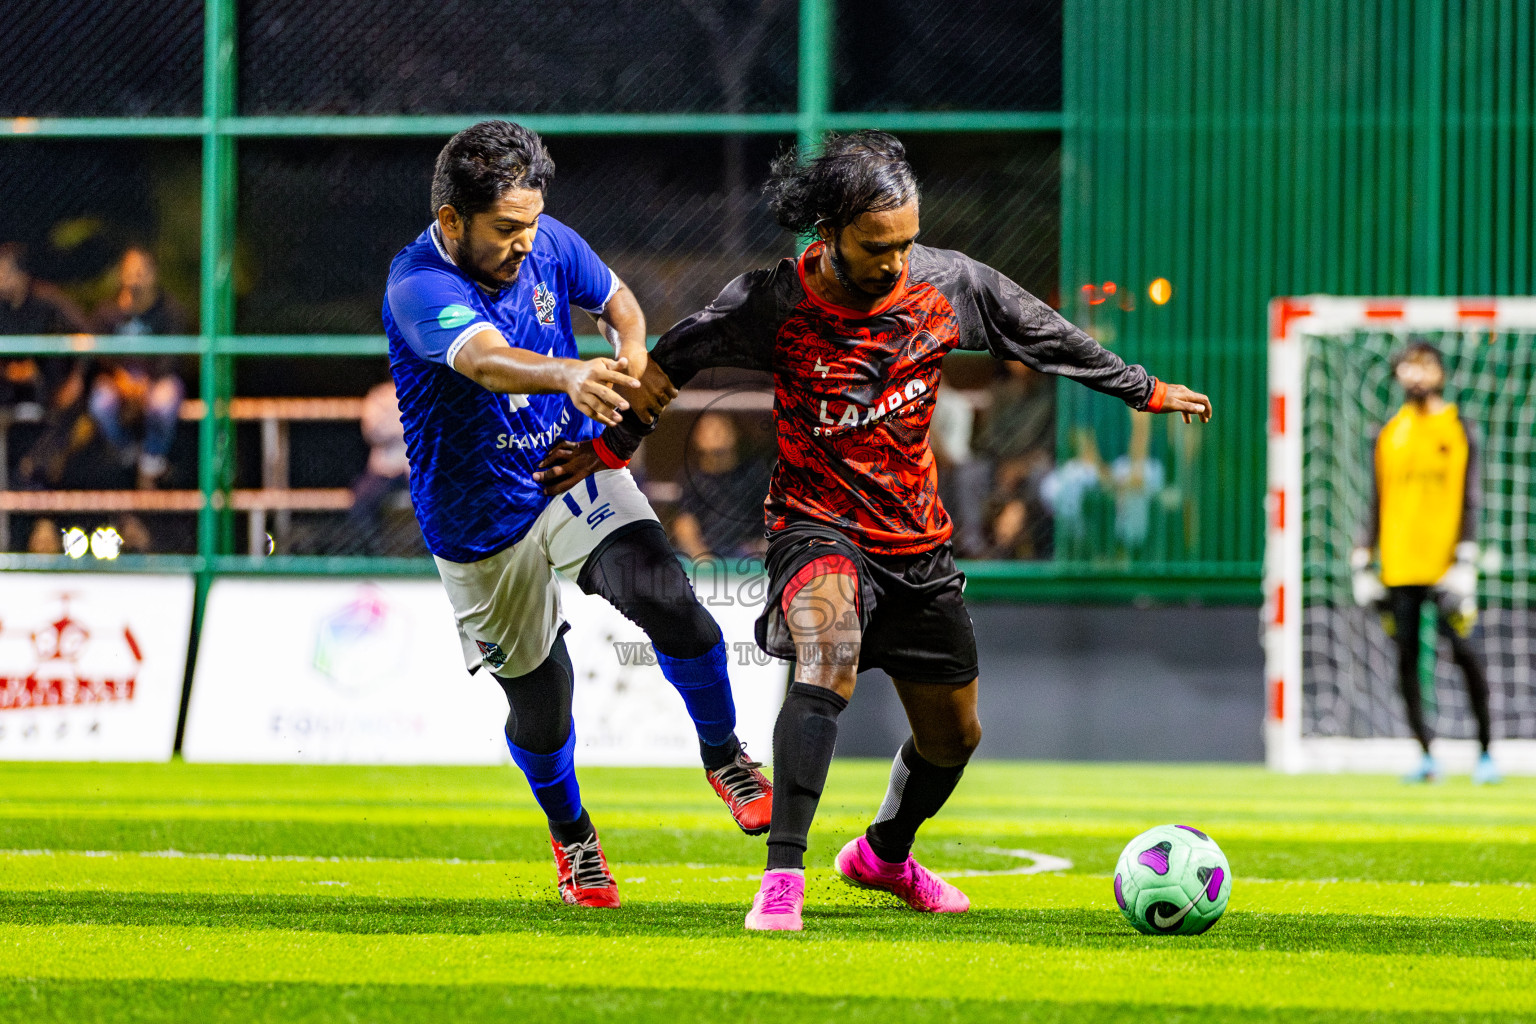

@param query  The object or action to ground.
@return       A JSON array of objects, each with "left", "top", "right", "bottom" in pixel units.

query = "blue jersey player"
[{"left": 383, "top": 121, "right": 771, "bottom": 908}]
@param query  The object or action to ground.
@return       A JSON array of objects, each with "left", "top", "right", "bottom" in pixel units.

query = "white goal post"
[{"left": 1266, "top": 296, "right": 1536, "bottom": 774}]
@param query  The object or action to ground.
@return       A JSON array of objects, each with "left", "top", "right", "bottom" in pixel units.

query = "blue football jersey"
[{"left": 383, "top": 215, "right": 620, "bottom": 562}]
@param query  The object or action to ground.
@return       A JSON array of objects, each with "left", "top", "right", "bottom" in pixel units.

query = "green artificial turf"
[{"left": 0, "top": 761, "right": 1532, "bottom": 1022}]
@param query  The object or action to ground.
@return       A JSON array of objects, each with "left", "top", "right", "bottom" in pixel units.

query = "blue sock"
[
  {"left": 656, "top": 640, "right": 737, "bottom": 748},
  {"left": 508, "top": 726, "right": 583, "bottom": 825}
]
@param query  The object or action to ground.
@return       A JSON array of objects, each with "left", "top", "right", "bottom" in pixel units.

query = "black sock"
[
  {"left": 549, "top": 808, "right": 595, "bottom": 846},
  {"left": 765, "top": 682, "right": 848, "bottom": 870},
  {"left": 1446, "top": 631, "right": 1493, "bottom": 752},
  {"left": 1388, "top": 587, "right": 1434, "bottom": 751},
  {"left": 700, "top": 733, "right": 742, "bottom": 772},
  {"left": 865, "top": 737, "right": 967, "bottom": 865}
]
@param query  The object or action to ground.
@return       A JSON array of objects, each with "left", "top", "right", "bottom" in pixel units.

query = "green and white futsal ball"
[{"left": 1113, "top": 824, "right": 1231, "bottom": 935}]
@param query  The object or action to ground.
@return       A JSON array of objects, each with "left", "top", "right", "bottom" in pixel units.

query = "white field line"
[
  {"left": 0, "top": 846, "right": 1077, "bottom": 880},
  {"left": 3, "top": 848, "right": 1532, "bottom": 890},
  {"left": 0, "top": 849, "right": 498, "bottom": 865},
  {"left": 945, "top": 847, "right": 1074, "bottom": 877}
]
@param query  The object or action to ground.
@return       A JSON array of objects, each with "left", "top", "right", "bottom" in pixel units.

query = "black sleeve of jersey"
[
  {"left": 600, "top": 267, "right": 780, "bottom": 460},
  {"left": 1460, "top": 417, "right": 1480, "bottom": 544},
  {"left": 650, "top": 268, "right": 780, "bottom": 384},
  {"left": 941, "top": 251, "right": 1155, "bottom": 409},
  {"left": 1357, "top": 429, "right": 1381, "bottom": 551}
]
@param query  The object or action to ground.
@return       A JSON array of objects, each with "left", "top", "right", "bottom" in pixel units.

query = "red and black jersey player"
[{"left": 538, "top": 131, "right": 1212, "bottom": 932}]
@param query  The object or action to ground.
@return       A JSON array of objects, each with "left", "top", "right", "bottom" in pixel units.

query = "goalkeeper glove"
[
  {"left": 1350, "top": 547, "right": 1386, "bottom": 608},
  {"left": 1435, "top": 542, "right": 1479, "bottom": 637}
]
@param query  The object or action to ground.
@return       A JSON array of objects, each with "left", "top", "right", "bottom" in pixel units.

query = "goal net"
[{"left": 1266, "top": 297, "right": 1536, "bottom": 773}]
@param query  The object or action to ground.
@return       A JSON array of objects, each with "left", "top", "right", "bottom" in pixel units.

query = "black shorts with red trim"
[{"left": 754, "top": 519, "right": 979, "bottom": 685}]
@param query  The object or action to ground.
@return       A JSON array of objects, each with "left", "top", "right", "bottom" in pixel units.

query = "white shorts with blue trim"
[{"left": 434, "top": 467, "right": 658, "bottom": 678}]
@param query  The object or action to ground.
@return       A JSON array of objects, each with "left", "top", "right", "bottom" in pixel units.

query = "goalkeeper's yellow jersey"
[{"left": 1362, "top": 402, "right": 1478, "bottom": 587}]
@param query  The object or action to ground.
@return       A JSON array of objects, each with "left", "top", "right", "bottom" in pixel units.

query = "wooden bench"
[
  {"left": 0, "top": 489, "right": 353, "bottom": 512},
  {"left": 1, "top": 389, "right": 778, "bottom": 553},
  {"left": 0, "top": 396, "right": 364, "bottom": 554}
]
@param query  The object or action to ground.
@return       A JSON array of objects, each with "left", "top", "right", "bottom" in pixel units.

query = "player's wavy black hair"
[
  {"left": 763, "top": 130, "right": 919, "bottom": 237},
  {"left": 430, "top": 120, "right": 555, "bottom": 219}
]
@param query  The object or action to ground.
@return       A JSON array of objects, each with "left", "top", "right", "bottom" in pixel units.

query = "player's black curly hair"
[
  {"left": 763, "top": 130, "right": 919, "bottom": 237},
  {"left": 1392, "top": 337, "right": 1446, "bottom": 371},
  {"left": 430, "top": 120, "right": 555, "bottom": 219}
]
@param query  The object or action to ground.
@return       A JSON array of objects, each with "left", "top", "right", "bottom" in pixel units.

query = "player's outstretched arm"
[
  {"left": 452, "top": 328, "right": 641, "bottom": 427},
  {"left": 951, "top": 253, "right": 1212, "bottom": 423},
  {"left": 538, "top": 267, "right": 778, "bottom": 495}
]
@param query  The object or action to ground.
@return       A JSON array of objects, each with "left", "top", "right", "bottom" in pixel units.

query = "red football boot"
[
  {"left": 707, "top": 746, "right": 773, "bottom": 835},
  {"left": 550, "top": 828, "right": 621, "bottom": 908}
]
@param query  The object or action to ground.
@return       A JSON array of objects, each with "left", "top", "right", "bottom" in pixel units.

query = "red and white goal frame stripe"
[{"left": 1265, "top": 296, "right": 1536, "bottom": 773}]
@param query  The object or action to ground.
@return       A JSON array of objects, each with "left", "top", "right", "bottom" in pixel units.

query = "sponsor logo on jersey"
[
  {"left": 475, "top": 639, "right": 508, "bottom": 670},
  {"left": 812, "top": 377, "right": 930, "bottom": 436},
  {"left": 438, "top": 304, "right": 477, "bottom": 330},
  {"left": 533, "top": 282, "right": 558, "bottom": 326},
  {"left": 496, "top": 407, "right": 571, "bottom": 451}
]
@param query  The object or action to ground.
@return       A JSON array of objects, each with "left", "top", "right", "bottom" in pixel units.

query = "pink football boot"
[
  {"left": 744, "top": 869, "right": 805, "bottom": 931},
  {"left": 835, "top": 835, "right": 970, "bottom": 913}
]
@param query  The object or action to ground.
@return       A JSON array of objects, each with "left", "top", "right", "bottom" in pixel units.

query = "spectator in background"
[
  {"left": 1109, "top": 411, "right": 1166, "bottom": 554},
  {"left": 347, "top": 378, "right": 412, "bottom": 551},
  {"left": 1039, "top": 426, "right": 1109, "bottom": 554},
  {"left": 0, "top": 242, "right": 92, "bottom": 489},
  {"left": 976, "top": 361, "right": 1057, "bottom": 559},
  {"left": 91, "top": 245, "right": 191, "bottom": 489},
  {"left": 0, "top": 242, "right": 91, "bottom": 339},
  {"left": 26, "top": 518, "right": 62, "bottom": 555},
  {"left": 94, "top": 246, "right": 189, "bottom": 337},
  {"left": 1038, "top": 412, "right": 1169, "bottom": 561},
  {"left": 930, "top": 369, "right": 987, "bottom": 557},
  {"left": 671, "top": 411, "right": 770, "bottom": 564}
]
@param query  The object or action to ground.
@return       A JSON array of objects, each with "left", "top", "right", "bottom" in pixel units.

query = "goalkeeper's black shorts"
[
  {"left": 1383, "top": 584, "right": 1478, "bottom": 640},
  {"left": 754, "top": 519, "right": 979, "bottom": 686}
]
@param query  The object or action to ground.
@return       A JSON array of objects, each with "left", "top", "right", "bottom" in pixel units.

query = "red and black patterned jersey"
[{"left": 604, "top": 242, "right": 1156, "bottom": 556}]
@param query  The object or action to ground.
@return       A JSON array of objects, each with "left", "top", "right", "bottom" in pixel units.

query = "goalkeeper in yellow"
[{"left": 1351, "top": 341, "right": 1499, "bottom": 784}]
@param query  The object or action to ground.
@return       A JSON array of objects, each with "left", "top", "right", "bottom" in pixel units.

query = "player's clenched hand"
[
  {"left": 534, "top": 440, "right": 603, "bottom": 495},
  {"left": 624, "top": 358, "right": 680, "bottom": 425},
  {"left": 564, "top": 357, "right": 641, "bottom": 427},
  {"left": 1152, "top": 383, "right": 1213, "bottom": 424}
]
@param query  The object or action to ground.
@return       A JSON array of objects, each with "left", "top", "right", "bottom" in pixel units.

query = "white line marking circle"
[{"left": 945, "top": 847, "right": 1074, "bottom": 877}]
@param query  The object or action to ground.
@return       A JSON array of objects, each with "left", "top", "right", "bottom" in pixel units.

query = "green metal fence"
[
  {"left": 8, "top": 1, "right": 1529, "bottom": 623},
  {"left": 1058, "top": 0, "right": 1536, "bottom": 601},
  {"left": 4, "top": 0, "right": 1144, "bottom": 600},
  {"left": 6, "top": 0, "right": 1351, "bottom": 607}
]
